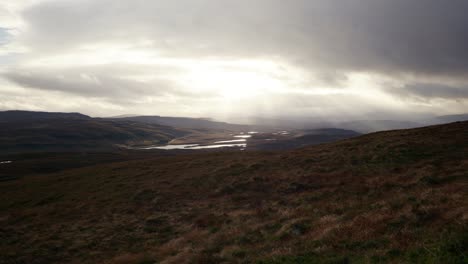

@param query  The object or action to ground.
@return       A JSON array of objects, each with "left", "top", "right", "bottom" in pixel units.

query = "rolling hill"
[
  {"left": 248, "top": 128, "right": 361, "bottom": 150},
  {"left": 0, "top": 121, "right": 466, "bottom": 263},
  {"left": 0, "top": 111, "right": 364, "bottom": 153},
  {"left": 0, "top": 110, "right": 90, "bottom": 122},
  {"left": 0, "top": 111, "right": 191, "bottom": 153},
  {"left": 108, "top": 115, "right": 251, "bottom": 131},
  {"left": 336, "top": 120, "right": 423, "bottom": 133},
  {"left": 434, "top": 114, "right": 468, "bottom": 124}
]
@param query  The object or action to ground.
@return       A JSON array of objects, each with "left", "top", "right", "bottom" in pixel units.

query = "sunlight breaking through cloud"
[{"left": 0, "top": 0, "right": 467, "bottom": 120}]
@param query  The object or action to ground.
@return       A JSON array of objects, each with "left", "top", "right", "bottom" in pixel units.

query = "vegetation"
[
  {"left": 0, "top": 111, "right": 192, "bottom": 154},
  {"left": 0, "top": 121, "right": 467, "bottom": 263}
]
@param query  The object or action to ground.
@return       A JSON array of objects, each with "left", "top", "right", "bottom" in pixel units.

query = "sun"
[{"left": 183, "top": 63, "right": 286, "bottom": 100}]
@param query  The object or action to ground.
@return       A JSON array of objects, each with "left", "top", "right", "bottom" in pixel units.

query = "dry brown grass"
[{"left": 0, "top": 122, "right": 467, "bottom": 263}]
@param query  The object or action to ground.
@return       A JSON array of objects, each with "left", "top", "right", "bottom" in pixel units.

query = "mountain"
[
  {"left": 109, "top": 115, "right": 251, "bottom": 131},
  {"left": 334, "top": 115, "right": 468, "bottom": 132},
  {"left": 235, "top": 116, "right": 425, "bottom": 133},
  {"left": 336, "top": 120, "right": 423, "bottom": 133},
  {"left": 0, "top": 111, "right": 191, "bottom": 153},
  {"left": 1, "top": 121, "right": 466, "bottom": 263},
  {"left": 435, "top": 113, "right": 468, "bottom": 124},
  {"left": 107, "top": 114, "right": 140, "bottom": 118},
  {"left": 0, "top": 111, "right": 363, "bottom": 153},
  {"left": 249, "top": 128, "right": 361, "bottom": 150},
  {"left": 0, "top": 110, "right": 90, "bottom": 122}
]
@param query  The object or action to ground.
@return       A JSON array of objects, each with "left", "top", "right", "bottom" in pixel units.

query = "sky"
[{"left": 0, "top": 0, "right": 467, "bottom": 122}]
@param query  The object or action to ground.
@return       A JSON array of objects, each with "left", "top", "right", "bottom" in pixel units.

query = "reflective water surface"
[{"left": 140, "top": 133, "right": 255, "bottom": 150}]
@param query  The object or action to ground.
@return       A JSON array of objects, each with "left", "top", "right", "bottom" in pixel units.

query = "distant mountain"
[
  {"left": 7, "top": 110, "right": 467, "bottom": 154},
  {"left": 237, "top": 116, "right": 427, "bottom": 133},
  {"left": 299, "top": 128, "right": 362, "bottom": 136},
  {"left": 250, "top": 128, "right": 361, "bottom": 150},
  {"left": 107, "top": 114, "right": 139, "bottom": 118},
  {"left": 336, "top": 120, "right": 423, "bottom": 133},
  {"left": 0, "top": 110, "right": 90, "bottom": 122},
  {"left": 242, "top": 116, "right": 335, "bottom": 130},
  {"left": 0, "top": 111, "right": 191, "bottom": 153},
  {"left": 109, "top": 115, "right": 251, "bottom": 131},
  {"left": 435, "top": 114, "right": 468, "bottom": 124}
]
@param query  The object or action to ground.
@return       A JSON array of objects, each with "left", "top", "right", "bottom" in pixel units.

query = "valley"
[
  {"left": 0, "top": 111, "right": 361, "bottom": 153},
  {"left": 3, "top": 2, "right": 468, "bottom": 263},
  {"left": 0, "top": 119, "right": 466, "bottom": 263}
]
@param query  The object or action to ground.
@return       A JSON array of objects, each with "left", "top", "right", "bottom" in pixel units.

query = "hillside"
[
  {"left": 0, "top": 111, "right": 191, "bottom": 153},
  {"left": 0, "top": 122, "right": 467, "bottom": 263},
  {"left": 239, "top": 117, "right": 425, "bottom": 133},
  {"left": 435, "top": 114, "right": 468, "bottom": 124},
  {"left": 248, "top": 128, "right": 361, "bottom": 150},
  {"left": 0, "top": 111, "right": 363, "bottom": 153},
  {"left": 336, "top": 120, "right": 423, "bottom": 133},
  {"left": 109, "top": 115, "right": 251, "bottom": 131},
  {"left": 0, "top": 110, "right": 90, "bottom": 122}
]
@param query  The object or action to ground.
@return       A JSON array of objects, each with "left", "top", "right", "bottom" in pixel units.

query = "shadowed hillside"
[
  {"left": 0, "top": 110, "right": 90, "bottom": 122},
  {"left": 0, "top": 122, "right": 467, "bottom": 263},
  {"left": 435, "top": 114, "right": 468, "bottom": 124},
  {"left": 0, "top": 111, "right": 191, "bottom": 153},
  {"left": 249, "top": 128, "right": 361, "bottom": 150},
  {"left": 108, "top": 115, "right": 251, "bottom": 131},
  {"left": 0, "top": 111, "right": 363, "bottom": 153}
]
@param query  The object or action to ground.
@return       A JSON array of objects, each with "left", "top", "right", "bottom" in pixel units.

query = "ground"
[{"left": 0, "top": 122, "right": 467, "bottom": 263}]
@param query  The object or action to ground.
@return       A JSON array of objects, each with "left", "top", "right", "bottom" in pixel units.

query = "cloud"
[
  {"left": 2, "top": 66, "right": 213, "bottom": 104},
  {"left": 394, "top": 83, "right": 468, "bottom": 101},
  {"left": 1, "top": 0, "right": 468, "bottom": 118},
  {"left": 15, "top": 0, "right": 468, "bottom": 77}
]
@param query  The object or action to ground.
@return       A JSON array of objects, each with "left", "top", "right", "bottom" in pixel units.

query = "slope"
[
  {"left": 0, "top": 122, "right": 467, "bottom": 263},
  {"left": 109, "top": 115, "right": 251, "bottom": 131},
  {"left": 0, "top": 111, "right": 191, "bottom": 153}
]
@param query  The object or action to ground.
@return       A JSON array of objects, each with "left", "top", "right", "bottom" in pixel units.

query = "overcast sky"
[{"left": 1, "top": 0, "right": 467, "bottom": 122}]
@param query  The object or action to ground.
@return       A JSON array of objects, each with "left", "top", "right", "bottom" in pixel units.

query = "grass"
[
  {"left": 0, "top": 121, "right": 467, "bottom": 263},
  {"left": 0, "top": 118, "right": 192, "bottom": 154}
]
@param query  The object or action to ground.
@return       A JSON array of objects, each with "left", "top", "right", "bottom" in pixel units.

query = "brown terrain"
[{"left": 0, "top": 121, "right": 467, "bottom": 263}]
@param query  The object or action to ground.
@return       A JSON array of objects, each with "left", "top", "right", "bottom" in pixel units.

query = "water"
[
  {"left": 189, "top": 143, "right": 246, "bottom": 149},
  {"left": 214, "top": 139, "right": 247, "bottom": 144},
  {"left": 143, "top": 143, "right": 246, "bottom": 150},
  {"left": 140, "top": 133, "right": 252, "bottom": 150},
  {"left": 273, "top": 131, "right": 290, "bottom": 135},
  {"left": 234, "top": 135, "right": 252, "bottom": 138},
  {"left": 142, "top": 144, "right": 198, "bottom": 150}
]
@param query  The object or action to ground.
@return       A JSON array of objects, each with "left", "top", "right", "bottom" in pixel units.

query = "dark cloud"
[
  {"left": 20, "top": 0, "right": 468, "bottom": 78},
  {"left": 2, "top": 0, "right": 468, "bottom": 117},
  {"left": 2, "top": 68, "right": 205, "bottom": 102},
  {"left": 395, "top": 83, "right": 468, "bottom": 100}
]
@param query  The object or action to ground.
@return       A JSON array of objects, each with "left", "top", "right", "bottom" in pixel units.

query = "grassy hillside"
[
  {"left": 0, "top": 122, "right": 467, "bottom": 263},
  {"left": 109, "top": 115, "right": 251, "bottom": 131},
  {"left": 0, "top": 110, "right": 90, "bottom": 122},
  {"left": 0, "top": 111, "right": 191, "bottom": 153},
  {"left": 248, "top": 129, "right": 361, "bottom": 150}
]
